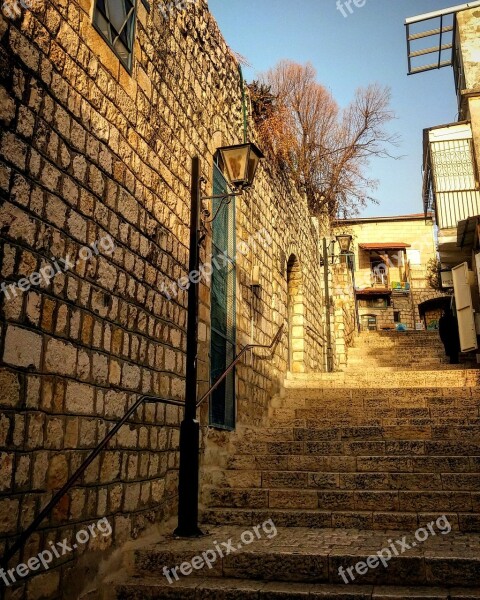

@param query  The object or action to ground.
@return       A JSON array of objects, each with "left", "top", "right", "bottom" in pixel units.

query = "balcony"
[
  {"left": 359, "top": 244, "right": 411, "bottom": 293},
  {"left": 370, "top": 270, "right": 389, "bottom": 288},
  {"left": 423, "top": 121, "right": 480, "bottom": 231}
]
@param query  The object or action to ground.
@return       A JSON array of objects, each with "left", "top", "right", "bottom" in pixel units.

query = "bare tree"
[{"left": 250, "top": 60, "right": 399, "bottom": 219}]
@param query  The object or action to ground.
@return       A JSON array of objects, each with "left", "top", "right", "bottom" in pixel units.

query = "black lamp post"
[{"left": 174, "top": 142, "right": 264, "bottom": 538}]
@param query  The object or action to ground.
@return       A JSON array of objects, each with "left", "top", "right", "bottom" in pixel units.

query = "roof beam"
[{"left": 405, "top": 1, "right": 480, "bottom": 25}]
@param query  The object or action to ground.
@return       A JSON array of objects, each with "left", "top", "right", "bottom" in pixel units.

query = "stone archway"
[{"left": 287, "top": 254, "right": 305, "bottom": 373}]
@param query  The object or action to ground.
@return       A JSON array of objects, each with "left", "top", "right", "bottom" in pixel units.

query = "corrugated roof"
[
  {"left": 359, "top": 243, "right": 411, "bottom": 250},
  {"left": 334, "top": 213, "right": 433, "bottom": 225}
]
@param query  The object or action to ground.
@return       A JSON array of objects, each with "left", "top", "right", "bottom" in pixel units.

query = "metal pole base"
[{"left": 174, "top": 418, "right": 205, "bottom": 538}]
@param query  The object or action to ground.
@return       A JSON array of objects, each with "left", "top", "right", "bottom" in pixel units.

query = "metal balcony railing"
[{"left": 423, "top": 127, "right": 480, "bottom": 230}]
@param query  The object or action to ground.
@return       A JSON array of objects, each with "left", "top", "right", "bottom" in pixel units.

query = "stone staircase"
[{"left": 110, "top": 331, "right": 480, "bottom": 599}]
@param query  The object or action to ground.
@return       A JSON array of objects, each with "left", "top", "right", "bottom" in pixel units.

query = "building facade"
[
  {"left": 408, "top": 2, "right": 480, "bottom": 352},
  {"left": 333, "top": 214, "right": 442, "bottom": 332},
  {"left": 0, "top": 1, "right": 326, "bottom": 598}
]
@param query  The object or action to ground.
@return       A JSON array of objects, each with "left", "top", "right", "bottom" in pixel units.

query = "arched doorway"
[{"left": 287, "top": 254, "right": 305, "bottom": 373}]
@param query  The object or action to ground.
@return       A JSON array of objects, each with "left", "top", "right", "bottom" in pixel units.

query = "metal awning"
[
  {"left": 356, "top": 288, "right": 392, "bottom": 296},
  {"left": 359, "top": 243, "right": 411, "bottom": 251},
  {"left": 405, "top": 2, "right": 480, "bottom": 75}
]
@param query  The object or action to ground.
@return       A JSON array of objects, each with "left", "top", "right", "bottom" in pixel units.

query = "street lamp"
[
  {"left": 175, "top": 143, "right": 264, "bottom": 538},
  {"left": 218, "top": 143, "right": 264, "bottom": 190},
  {"left": 336, "top": 233, "right": 353, "bottom": 253}
]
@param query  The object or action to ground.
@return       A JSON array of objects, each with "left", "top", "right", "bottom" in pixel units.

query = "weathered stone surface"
[
  {"left": 0, "top": 368, "right": 21, "bottom": 407},
  {"left": 3, "top": 326, "right": 42, "bottom": 368}
]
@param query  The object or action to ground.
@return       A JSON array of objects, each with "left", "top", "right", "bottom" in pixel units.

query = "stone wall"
[
  {"left": 0, "top": 1, "right": 325, "bottom": 598},
  {"left": 457, "top": 7, "right": 480, "bottom": 172}
]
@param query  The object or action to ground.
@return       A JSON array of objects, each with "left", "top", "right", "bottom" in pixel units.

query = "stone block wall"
[
  {"left": 456, "top": 8, "right": 480, "bottom": 184},
  {"left": 0, "top": 1, "right": 325, "bottom": 597}
]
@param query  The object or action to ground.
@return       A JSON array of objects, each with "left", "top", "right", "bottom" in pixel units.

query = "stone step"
[
  {"left": 231, "top": 440, "right": 480, "bottom": 456},
  {"left": 126, "top": 526, "right": 480, "bottom": 587},
  {"left": 268, "top": 418, "right": 479, "bottom": 428},
  {"left": 204, "top": 486, "right": 480, "bottom": 514},
  {"left": 284, "top": 379, "right": 480, "bottom": 389},
  {"left": 348, "top": 354, "right": 447, "bottom": 359},
  {"left": 283, "top": 394, "right": 480, "bottom": 406},
  {"left": 206, "top": 470, "right": 480, "bottom": 492},
  {"left": 284, "top": 373, "right": 480, "bottom": 388},
  {"left": 348, "top": 347, "right": 445, "bottom": 353},
  {"left": 353, "top": 338, "right": 443, "bottom": 351},
  {"left": 280, "top": 387, "right": 480, "bottom": 400},
  {"left": 238, "top": 425, "right": 480, "bottom": 442},
  {"left": 354, "top": 334, "right": 444, "bottom": 342},
  {"left": 114, "top": 576, "right": 480, "bottom": 599},
  {"left": 268, "top": 407, "right": 480, "bottom": 421},
  {"left": 292, "top": 370, "right": 480, "bottom": 379},
  {"left": 201, "top": 508, "right": 480, "bottom": 532},
  {"left": 346, "top": 359, "right": 447, "bottom": 364},
  {"left": 270, "top": 398, "right": 480, "bottom": 413},
  {"left": 352, "top": 340, "right": 445, "bottom": 346},
  {"left": 349, "top": 359, "right": 461, "bottom": 365},
  {"left": 345, "top": 365, "right": 465, "bottom": 373},
  {"left": 224, "top": 454, "right": 480, "bottom": 473}
]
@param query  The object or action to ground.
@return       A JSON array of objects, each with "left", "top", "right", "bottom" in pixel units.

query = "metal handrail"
[
  {"left": 196, "top": 324, "right": 284, "bottom": 408},
  {"left": 3, "top": 325, "right": 284, "bottom": 567},
  {"left": 1, "top": 395, "right": 183, "bottom": 570}
]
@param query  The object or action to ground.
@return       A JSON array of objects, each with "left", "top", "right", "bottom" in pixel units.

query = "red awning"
[
  {"left": 356, "top": 288, "right": 392, "bottom": 296},
  {"left": 359, "top": 243, "right": 411, "bottom": 251}
]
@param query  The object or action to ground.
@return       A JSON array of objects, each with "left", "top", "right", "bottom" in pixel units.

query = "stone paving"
[{"left": 113, "top": 333, "right": 480, "bottom": 598}]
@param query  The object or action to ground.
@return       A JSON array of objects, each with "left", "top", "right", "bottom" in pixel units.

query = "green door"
[{"left": 210, "top": 164, "right": 236, "bottom": 430}]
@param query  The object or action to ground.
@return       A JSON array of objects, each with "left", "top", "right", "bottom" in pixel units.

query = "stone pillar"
[
  {"left": 331, "top": 263, "right": 356, "bottom": 370},
  {"left": 287, "top": 256, "right": 305, "bottom": 373}
]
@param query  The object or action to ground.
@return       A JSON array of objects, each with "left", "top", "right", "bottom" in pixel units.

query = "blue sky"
[{"left": 208, "top": 0, "right": 460, "bottom": 217}]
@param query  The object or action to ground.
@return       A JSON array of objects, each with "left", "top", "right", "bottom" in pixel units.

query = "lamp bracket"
[
  {"left": 200, "top": 191, "right": 243, "bottom": 202},
  {"left": 201, "top": 195, "right": 236, "bottom": 225}
]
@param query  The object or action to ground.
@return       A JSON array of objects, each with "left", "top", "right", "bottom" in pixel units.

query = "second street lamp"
[{"left": 336, "top": 233, "right": 353, "bottom": 253}]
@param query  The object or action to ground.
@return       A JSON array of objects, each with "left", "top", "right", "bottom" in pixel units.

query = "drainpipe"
[{"left": 350, "top": 257, "right": 361, "bottom": 333}]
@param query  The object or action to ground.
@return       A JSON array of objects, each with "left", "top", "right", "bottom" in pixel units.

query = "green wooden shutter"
[{"left": 210, "top": 164, "right": 236, "bottom": 430}]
